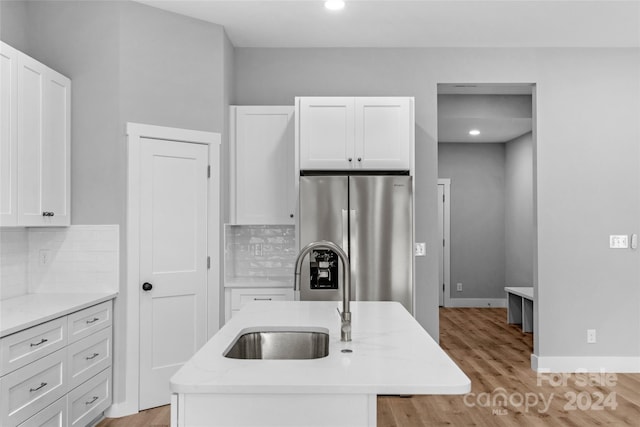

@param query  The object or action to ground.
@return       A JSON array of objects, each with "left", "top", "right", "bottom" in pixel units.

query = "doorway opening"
[{"left": 436, "top": 83, "right": 537, "bottom": 354}]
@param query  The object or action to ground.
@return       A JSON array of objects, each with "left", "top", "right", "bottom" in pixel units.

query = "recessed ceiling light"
[
  {"left": 469, "top": 129, "right": 480, "bottom": 136},
  {"left": 325, "top": 0, "right": 345, "bottom": 11}
]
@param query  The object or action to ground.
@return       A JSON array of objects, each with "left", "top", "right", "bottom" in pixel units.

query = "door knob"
[{"left": 142, "top": 282, "right": 153, "bottom": 291}]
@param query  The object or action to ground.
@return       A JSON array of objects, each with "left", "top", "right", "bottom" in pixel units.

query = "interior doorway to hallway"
[{"left": 436, "top": 83, "right": 536, "bottom": 310}]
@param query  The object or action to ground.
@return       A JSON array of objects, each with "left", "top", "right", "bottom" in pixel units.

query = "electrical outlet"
[
  {"left": 587, "top": 329, "right": 596, "bottom": 344},
  {"left": 609, "top": 235, "right": 629, "bottom": 249},
  {"left": 456, "top": 283, "right": 462, "bottom": 292},
  {"left": 415, "top": 242, "right": 426, "bottom": 256}
]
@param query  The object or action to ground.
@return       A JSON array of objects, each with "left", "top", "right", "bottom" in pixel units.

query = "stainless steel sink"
[{"left": 224, "top": 329, "right": 329, "bottom": 360}]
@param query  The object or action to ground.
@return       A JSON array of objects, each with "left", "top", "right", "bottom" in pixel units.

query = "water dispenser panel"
[{"left": 310, "top": 249, "right": 339, "bottom": 290}]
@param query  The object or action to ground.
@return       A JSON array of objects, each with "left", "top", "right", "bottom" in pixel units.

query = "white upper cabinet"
[
  {"left": 297, "top": 96, "right": 413, "bottom": 171},
  {"left": 17, "top": 53, "right": 70, "bottom": 226},
  {"left": 0, "top": 42, "right": 71, "bottom": 227},
  {"left": 298, "top": 97, "right": 355, "bottom": 170},
  {"left": 230, "top": 106, "right": 295, "bottom": 224},
  {"left": 0, "top": 43, "right": 18, "bottom": 225}
]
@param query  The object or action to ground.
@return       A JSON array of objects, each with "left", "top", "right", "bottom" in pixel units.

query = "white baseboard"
[
  {"left": 448, "top": 298, "right": 506, "bottom": 308},
  {"left": 104, "top": 401, "right": 138, "bottom": 418},
  {"left": 531, "top": 354, "right": 640, "bottom": 373}
]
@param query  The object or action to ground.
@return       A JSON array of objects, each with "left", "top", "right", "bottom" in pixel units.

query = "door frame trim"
[
  {"left": 110, "top": 123, "right": 220, "bottom": 416},
  {"left": 438, "top": 178, "right": 451, "bottom": 307}
]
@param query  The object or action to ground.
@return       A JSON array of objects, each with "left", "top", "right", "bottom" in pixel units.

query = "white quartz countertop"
[
  {"left": 0, "top": 292, "right": 118, "bottom": 337},
  {"left": 171, "top": 301, "right": 471, "bottom": 395}
]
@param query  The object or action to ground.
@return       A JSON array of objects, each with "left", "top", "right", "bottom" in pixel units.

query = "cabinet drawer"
[
  {"left": 1, "top": 318, "right": 67, "bottom": 376},
  {"left": 231, "top": 288, "right": 294, "bottom": 311},
  {"left": 68, "top": 367, "right": 111, "bottom": 427},
  {"left": 18, "top": 396, "right": 67, "bottom": 427},
  {"left": 0, "top": 349, "right": 67, "bottom": 427},
  {"left": 67, "top": 327, "right": 111, "bottom": 390},
  {"left": 67, "top": 301, "right": 111, "bottom": 344}
]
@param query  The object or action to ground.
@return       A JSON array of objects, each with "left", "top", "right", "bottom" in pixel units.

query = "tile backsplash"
[
  {"left": 0, "top": 225, "right": 119, "bottom": 299},
  {"left": 225, "top": 224, "right": 296, "bottom": 280},
  {"left": 0, "top": 229, "right": 29, "bottom": 299}
]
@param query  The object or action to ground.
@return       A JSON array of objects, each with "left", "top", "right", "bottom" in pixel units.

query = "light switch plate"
[
  {"left": 609, "top": 235, "right": 629, "bottom": 249},
  {"left": 415, "top": 242, "right": 426, "bottom": 256}
]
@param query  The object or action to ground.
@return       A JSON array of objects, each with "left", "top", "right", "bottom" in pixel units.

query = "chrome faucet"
[{"left": 294, "top": 240, "right": 351, "bottom": 342}]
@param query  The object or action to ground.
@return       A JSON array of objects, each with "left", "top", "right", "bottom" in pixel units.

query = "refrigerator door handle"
[
  {"left": 342, "top": 209, "right": 349, "bottom": 251},
  {"left": 350, "top": 209, "right": 358, "bottom": 298}
]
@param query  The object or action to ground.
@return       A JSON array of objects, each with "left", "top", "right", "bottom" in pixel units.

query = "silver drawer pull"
[
  {"left": 29, "top": 382, "right": 47, "bottom": 392},
  {"left": 85, "top": 396, "right": 99, "bottom": 405},
  {"left": 86, "top": 317, "right": 100, "bottom": 324},
  {"left": 253, "top": 298, "right": 272, "bottom": 301},
  {"left": 30, "top": 338, "right": 48, "bottom": 347},
  {"left": 85, "top": 352, "right": 100, "bottom": 360}
]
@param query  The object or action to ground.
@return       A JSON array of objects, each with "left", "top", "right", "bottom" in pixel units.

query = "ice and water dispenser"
[{"left": 309, "top": 250, "right": 339, "bottom": 290}]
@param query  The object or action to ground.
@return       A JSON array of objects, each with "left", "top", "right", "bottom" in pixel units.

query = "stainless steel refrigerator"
[{"left": 299, "top": 175, "right": 413, "bottom": 313}]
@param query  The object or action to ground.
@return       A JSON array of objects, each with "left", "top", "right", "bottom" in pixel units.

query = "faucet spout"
[{"left": 294, "top": 240, "right": 351, "bottom": 342}]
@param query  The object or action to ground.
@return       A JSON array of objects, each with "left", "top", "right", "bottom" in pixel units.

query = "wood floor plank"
[{"left": 98, "top": 307, "right": 640, "bottom": 427}]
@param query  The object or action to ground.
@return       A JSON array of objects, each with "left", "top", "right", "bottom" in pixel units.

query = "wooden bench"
[{"left": 504, "top": 287, "right": 534, "bottom": 333}]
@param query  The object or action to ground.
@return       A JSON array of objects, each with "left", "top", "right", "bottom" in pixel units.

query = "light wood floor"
[{"left": 98, "top": 308, "right": 640, "bottom": 426}]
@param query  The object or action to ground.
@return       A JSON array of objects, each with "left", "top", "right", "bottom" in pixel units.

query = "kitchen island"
[{"left": 170, "top": 301, "right": 470, "bottom": 427}]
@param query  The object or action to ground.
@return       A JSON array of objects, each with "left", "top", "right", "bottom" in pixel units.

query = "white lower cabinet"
[
  {"left": 67, "top": 327, "right": 111, "bottom": 390},
  {"left": 18, "top": 396, "right": 67, "bottom": 427},
  {"left": 0, "top": 301, "right": 113, "bottom": 427},
  {"left": 224, "top": 288, "right": 294, "bottom": 322},
  {"left": 68, "top": 367, "right": 111, "bottom": 427},
  {"left": 0, "top": 349, "right": 67, "bottom": 427}
]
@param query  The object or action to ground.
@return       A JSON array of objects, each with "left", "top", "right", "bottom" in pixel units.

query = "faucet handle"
[{"left": 336, "top": 307, "right": 343, "bottom": 320}]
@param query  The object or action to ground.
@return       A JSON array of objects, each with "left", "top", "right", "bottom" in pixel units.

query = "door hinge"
[
  {"left": 207, "top": 256, "right": 211, "bottom": 269},
  {"left": 443, "top": 194, "right": 445, "bottom": 202},
  {"left": 443, "top": 239, "right": 445, "bottom": 247},
  {"left": 207, "top": 165, "right": 211, "bottom": 178}
]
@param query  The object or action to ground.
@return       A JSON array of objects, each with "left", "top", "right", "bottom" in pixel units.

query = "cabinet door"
[
  {"left": 17, "top": 55, "right": 70, "bottom": 226},
  {"left": 41, "top": 70, "right": 70, "bottom": 226},
  {"left": 231, "top": 106, "right": 295, "bottom": 224},
  {"left": 298, "top": 97, "right": 355, "bottom": 170},
  {"left": 0, "top": 42, "right": 18, "bottom": 226},
  {"left": 355, "top": 97, "right": 412, "bottom": 170}
]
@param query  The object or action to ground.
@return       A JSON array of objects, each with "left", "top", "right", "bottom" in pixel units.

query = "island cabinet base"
[{"left": 171, "top": 393, "right": 377, "bottom": 427}]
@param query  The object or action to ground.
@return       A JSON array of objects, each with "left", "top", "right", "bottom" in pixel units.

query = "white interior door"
[
  {"left": 438, "top": 179, "right": 451, "bottom": 307},
  {"left": 438, "top": 184, "right": 445, "bottom": 306},
  {"left": 139, "top": 138, "right": 208, "bottom": 410}
]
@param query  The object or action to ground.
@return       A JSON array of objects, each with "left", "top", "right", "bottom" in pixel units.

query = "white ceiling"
[
  {"left": 135, "top": 0, "right": 640, "bottom": 48},
  {"left": 438, "top": 88, "right": 533, "bottom": 143}
]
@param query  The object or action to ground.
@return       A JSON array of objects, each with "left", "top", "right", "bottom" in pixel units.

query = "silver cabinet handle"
[
  {"left": 86, "top": 317, "right": 99, "bottom": 324},
  {"left": 85, "top": 396, "right": 99, "bottom": 405},
  {"left": 30, "top": 338, "right": 48, "bottom": 347},
  {"left": 253, "top": 298, "right": 272, "bottom": 301},
  {"left": 85, "top": 352, "right": 100, "bottom": 360},
  {"left": 30, "top": 382, "right": 47, "bottom": 392}
]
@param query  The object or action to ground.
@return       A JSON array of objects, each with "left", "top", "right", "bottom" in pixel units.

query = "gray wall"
[
  {"left": 438, "top": 143, "right": 506, "bottom": 299},
  {"left": 234, "top": 47, "right": 640, "bottom": 359},
  {"left": 24, "top": 0, "right": 122, "bottom": 226},
  {"left": 1, "top": 0, "right": 233, "bottom": 409},
  {"left": 505, "top": 132, "right": 534, "bottom": 287},
  {"left": 0, "top": 0, "right": 28, "bottom": 52}
]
